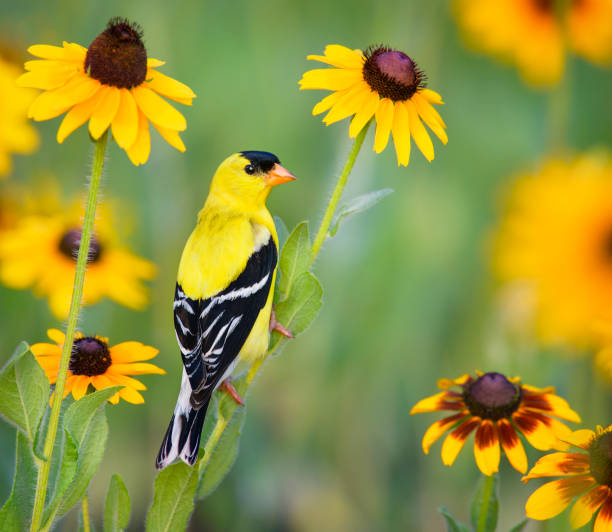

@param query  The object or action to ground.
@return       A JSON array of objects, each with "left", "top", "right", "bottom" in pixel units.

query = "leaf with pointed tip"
[
  {"left": 0, "top": 343, "right": 49, "bottom": 441},
  {"left": 329, "top": 188, "right": 393, "bottom": 237},
  {"left": 438, "top": 508, "right": 470, "bottom": 532},
  {"left": 277, "top": 221, "right": 310, "bottom": 302},
  {"left": 104, "top": 474, "right": 131, "bottom": 532},
  {"left": 0, "top": 431, "right": 38, "bottom": 531},
  {"left": 508, "top": 519, "right": 528, "bottom": 532}
]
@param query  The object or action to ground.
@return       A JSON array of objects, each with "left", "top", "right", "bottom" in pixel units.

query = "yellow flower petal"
[
  {"left": 57, "top": 89, "right": 105, "bottom": 143},
  {"left": 570, "top": 486, "right": 610, "bottom": 529},
  {"left": 348, "top": 91, "right": 379, "bottom": 138},
  {"left": 594, "top": 497, "right": 612, "bottom": 532},
  {"left": 422, "top": 412, "right": 468, "bottom": 454},
  {"left": 563, "top": 429, "right": 597, "bottom": 450},
  {"left": 307, "top": 44, "right": 364, "bottom": 69},
  {"left": 499, "top": 418, "right": 528, "bottom": 474},
  {"left": 299, "top": 68, "right": 362, "bottom": 91},
  {"left": 126, "top": 111, "right": 151, "bottom": 166},
  {"left": 152, "top": 122, "right": 186, "bottom": 152},
  {"left": 106, "top": 373, "right": 147, "bottom": 391},
  {"left": 441, "top": 417, "right": 479, "bottom": 466},
  {"left": 17, "top": 67, "right": 77, "bottom": 91},
  {"left": 47, "top": 328, "right": 65, "bottom": 345},
  {"left": 118, "top": 386, "right": 144, "bottom": 404},
  {"left": 522, "top": 452, "right": 590, "bottom": 480},
  {"left": 108, "top": 363, "right": 165, "bottom": 375},
  {"left": 71, "top": 375, "right": 91, "bottom": 401},
  {"left": 406, "top": 99, "right": 434, "bottom": 162},
  {"left": 525, "top": 477, "right": 595, "bottom": 520},
  {"left": 391, "top": 101, "right": 411, "bottom": 166},
  {"left": 147, "top": 58, "right": 165, "bottom": 68},
  {"left": 323, "top": 82, "right": 372, "bottom": 125},
  {"left": 110, "top": 342, "right": 159, "bottom": 363},
  {"left": 312, "top": 90, "right": 346, "bottom": 116},
  {"left": 412, "top": 92, "right": 448, "bottom": 144},
  {"left": 131, "top": 86, "right": 186, "bottom": 131},
  {"left": 421, "top": 89, "right": 444, "bottom": 105},
  {"left": 145, "top": 69, "right": 196, "bottom": 103},
  {"left": 28, "top": 75, "right": 101, "bottom": 121},
  {"left": 30, "top": 343, "right": 61, "bottom": 358},
  {"left": 88, "top": 86, "right": 120, "bottom": 140},
  {"left": 514, "top": 412, "right": 560, "bottom": 450},
  {"left": 111, "top": 89, "right": 139, "bottom": 149},
  {"left": 474, "top": 420, "right": 500, "bottom": 476},
  {"left": 373, "top": 98, "right": 394, "bottom": 153}
]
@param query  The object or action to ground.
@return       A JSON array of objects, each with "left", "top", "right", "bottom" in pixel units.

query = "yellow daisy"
[
  {"left": 16, "top": 17, "right": 195, "bottom": 165},
  {"left": 0, "top": 194, "right": 156, "bottom": 318},
  {"left": 31, "top": 328, "right": 165, "bottom": 404},
  {"left": 454, "top": 0, "right": 612, "bottom": 87},
  {"left": 493, "top": 152, "right": 612, "bottom": 349},
  {"left": 411, "top": 371, "right": 580, "bottom": 476},
  {"left": 0, "top": 53, "right": 39, "bottom": 176},
  {"left": 299, "top": 44, "right": 447, "bottom": 166},
  {"left": 524, "top": 424, "right": 612, "bottom": 530}
]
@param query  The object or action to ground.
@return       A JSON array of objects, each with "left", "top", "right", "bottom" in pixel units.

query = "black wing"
[{"left": 173, "top": 236, "right": 277, "bottom": 408}]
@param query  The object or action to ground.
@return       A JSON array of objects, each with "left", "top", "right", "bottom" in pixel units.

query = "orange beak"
[{"left": 265, "top": 163, "right": 297, "bottom": 187}]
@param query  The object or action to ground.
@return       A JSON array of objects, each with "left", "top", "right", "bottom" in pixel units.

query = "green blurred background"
[{"left": 1, "top": 0, "right": 611, "bottom": 530}]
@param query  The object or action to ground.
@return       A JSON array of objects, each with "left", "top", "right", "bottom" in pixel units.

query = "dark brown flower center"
[
  {"left": 84, "top": 18, "right": 147, "bottom": 89},
  {"left": 70, "top": 337, "right": 112, "bottom": 376},
  {"left": 58, "top": 228, "right": 102, "bottom": 262},
  {"left": 362, "top": 46, "right": 425, "bottom": 101},
  {"left": 589, "top": 432, "right": 612, "bottom": 487},
  {"left": 463, "top": 372, "right": 522, "bottom": 421}
]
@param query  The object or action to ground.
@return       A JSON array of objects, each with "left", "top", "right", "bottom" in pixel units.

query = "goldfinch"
[{"left": 156, "top": 151, "right": 296, "bottom": 469}]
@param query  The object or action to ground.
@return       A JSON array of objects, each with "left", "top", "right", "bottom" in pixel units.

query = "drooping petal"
[
  {"left": 391, "top": 100, "right": 411, "bottom": 166},
  {"left": 412, "top": 92, "right": 448, "bottom": 144},
  {"left": 152, "top": 122, "right": 186, "bottom": 152},
  {"left": 522, "top": 453, "right": 590, "bottom": 480},
  {"left": 421, "top": 412, "right": 468, "bottom": 454},
  {"left": 125, "top": 111, "right": 151, "bottom": 166},
  {"left": 322, "top": 82, "right": 371, "bottom": 125},
  {"left": 111, "top": 89, "right": 139, "bottom": 149},
  {"left": 28, "top": 75, "right": 101, "bottom": 121},
  {"left": 420, "top": 88, "right": 444, "bottom": 105},
  {"left": 145, "top": 69, "right": 196, "bottom": 104},
  {"left": 88, "top": 87, "right": 121, "bottom": 140},
  {"left": 118, "top": 386, "right": 144, "bottom": 404},
  {"left": 57, "top": 89, "right": 105, "bottom": 143},
  {"left": 498, "top": 418, "right": 528, "bottom": 473},
  {"left": 71, "top": 375, "right": 91, "bottom": 400},
  {"left": 441, "top": 417, "right": 480, "bottom": 466},
  {"left": 570, "top": 486, "right": 610, "bottom": 529},
  {"left": 348, "top": 91, "right": 379, "bottom": 138},
  {"left": 474, "top": 420, "right": 500, "bottom": 476},
  {"left": 525, "top": 476, "right": 596, "bottom": 520},
  {"left": 373, "top": 98, "right": 394, "bottom": 153},
  {"left": 131, "top": 86, "right": 186, "bottom": 131},
  {"left": 405, "top": 99, "right": 434, "bottom": 162}
]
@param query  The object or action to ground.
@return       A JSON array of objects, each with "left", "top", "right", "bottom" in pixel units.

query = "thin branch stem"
[
  {"left": 29, "top": 132, "right": 108, "bottom": 532},
  {"left": 476, "top": 474, "right": 495, "bottom": 532},
  {"left": 81, "top": 494, "right": 91, "bottom": 532}
]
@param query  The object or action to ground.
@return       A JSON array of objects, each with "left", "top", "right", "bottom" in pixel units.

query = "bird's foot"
[
  {"left": 220, "top": 378, "right": 245, "bottom": 406},
  {"left": 269, "top": 308, "right": 294, "bottom": 338}
]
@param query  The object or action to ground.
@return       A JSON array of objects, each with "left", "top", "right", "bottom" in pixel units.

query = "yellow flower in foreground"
[
  {"left": 31, "top": 329, "right": 165, "bottom": 404},
  {"left": 0, "top": 54, "right": 39, "bottom": 176},
  {"left": 16, "top": 17, "right": 195, "bottom": 165},
  {"left": 0, "top": 195, "right": 156, "bottom": 318},
  {"left": 299, "top": 44, "right": 447, "bottom": 166},
  {"left": 524, "top": 425, "right": 612, "bottom": 530},
  {"left": 411, "top": 372, "right": 580, "bottom": 476},
  {"left": 454, "top": 0, "right": 612, "bottom": 87},
  {"left": 493, "top": 152, "right": 612, "bottom": 349}
]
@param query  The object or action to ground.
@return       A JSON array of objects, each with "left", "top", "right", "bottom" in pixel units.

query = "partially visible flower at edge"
[
  {"left": 453, "top": 0, "right": 612, "bottom": 87},
  {"left": 0, "top": 53, "right": 39, "bottom": 176},
  {"left": 523, "top": 424, "right": 612, "bottom": 530},
  {"left": 410, "top": 371, "right": 581, "bottom": 476},
  {"left": 16, "top": 17, "right": 196, "bottom": 166},
  {"left": 0, "top": 191, "right": 156, "bottom": 318},
  {"left": 31, "top": 328, "right": 165, "bottom": 404},
  {"left": 299, "top": 44, "right": 447, "bottom": 167}
]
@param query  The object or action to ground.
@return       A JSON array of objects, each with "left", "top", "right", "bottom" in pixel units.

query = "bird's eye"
[{"left": 244, "top": 164, "right": 255, "bottom": 175}]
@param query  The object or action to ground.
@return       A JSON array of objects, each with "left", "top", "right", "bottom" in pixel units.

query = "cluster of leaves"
[
  {"left": 0, "top": 344, "right": 131, "bottom": 531},
  {"left": 439, "top": 475, "right": 526, "bottom": 532}
]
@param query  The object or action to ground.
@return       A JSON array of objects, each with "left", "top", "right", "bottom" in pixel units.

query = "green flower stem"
[
  {"left": 476, "top": 474, "right": 494, "bottom": 532},
  {"left": 310, "top": 120, "right": 371, "bottom": 264},
  {"left": 81, "top": 494, "right": 91, "bottom": 532},
  {"left": 29, "top": 131, "right": 109, "bottom": 532}
]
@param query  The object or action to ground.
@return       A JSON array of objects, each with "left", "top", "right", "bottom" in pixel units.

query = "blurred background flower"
[
  {"left": 454, "top": 0, "right": 612, "bottom": 87},
  {"left": 0, "top": 0, "right": 610, "bottom": 531}
]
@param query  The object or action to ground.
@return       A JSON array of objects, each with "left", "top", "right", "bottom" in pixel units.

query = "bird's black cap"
[{"left": 240, "top": 151, "right": 280, "bottom": 173}]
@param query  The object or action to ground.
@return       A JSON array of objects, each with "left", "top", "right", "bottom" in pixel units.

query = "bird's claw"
[
  {"left": 220, "top": 378, "right": 245, "bottom": 406},
  {"left": 269, "top": 308, "right": 294, "bottom": 338}
]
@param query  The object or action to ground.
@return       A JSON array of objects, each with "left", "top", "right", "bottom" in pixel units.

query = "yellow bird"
[{"left": 156, "top": 151, "right": 295, "bottom": 469}]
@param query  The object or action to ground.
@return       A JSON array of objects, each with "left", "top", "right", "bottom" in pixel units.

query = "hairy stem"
[
  {"left": 310, "top": 120, "right": 371, "bottom": 264},
  {"left": 30, "top": 132, "right": 108, "bottom": 532}
]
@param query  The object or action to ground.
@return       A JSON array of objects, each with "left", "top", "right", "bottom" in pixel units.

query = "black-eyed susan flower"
[
  {"left": 0, "top": 194, "right": 156, "bottom": 318},
  {"left": 523, "top": 424, "right": 612, "bottom": 530},
  {"left": 0, "top": 53, "right": 39, "bottom": 176},
  {"left": 299, "top": 44, "right": 447, "bottom": 166},
  {"left": 410, "top": 372, "right": 580, "bottom": 476},
  {"left": 493, "top": 152, "right": 612, "bottom": 349},
  {"left": 31, "top": 328, "right": 165, "bottom": 404},
  {"left": 16, "top": 17, "right": 195, "bottom": 165},
  {"left": 454, "top": 0, "right": 612, "bottom": 87}
]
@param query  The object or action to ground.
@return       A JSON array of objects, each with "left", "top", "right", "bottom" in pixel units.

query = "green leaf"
[
  {"left": 508, "top": 519, "right": 528, "bottom": 532},
  {"left": 471, "top": 475, "right": 499, "bottom": 532},
  {"left": 273, "top": 216, "right": 289, "bottom": 251},
  {"left": 438, "top": 508, "right": 471, "bottom": 532},
  {"left": 196, "top": 406, "right": 246, "bottom": 499},
  {"left": 0, "top": 342, "right": 50, "bottom": 441},
  {"left": 277, "top": 221, "right": 311, "bottom": 301},
  {"left": 41, "top": 387, "right": 119, "bottom": 528},
  {"left": 104, "top": 474, "right": 131, "bottom": 532},
  {"left": 329, "top": 188, "right": 393, "bottom": 237},
  {"left": 0, "top": 431, "right": 38, "bottom": 531},
  {"left": 146, "top": 453, "right": 202, "bottom": 532},
  {"left": 270, "top": 271, "right": 323, "bottom": 353}
]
